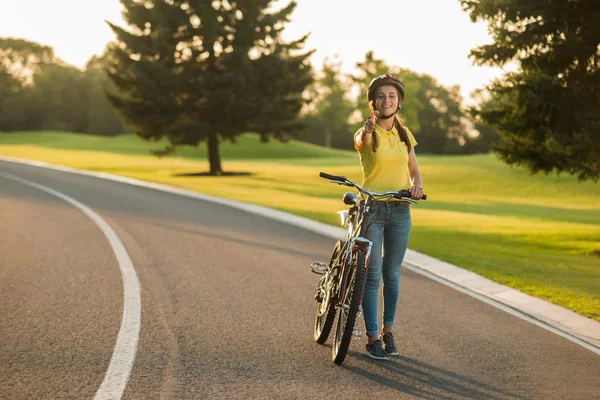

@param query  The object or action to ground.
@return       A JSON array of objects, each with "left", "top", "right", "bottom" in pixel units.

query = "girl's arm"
[
  {"left": 356, "top": 112, "right": 376, "bottom": 148},
  {"left": 355, "top": 128, "right": 372, "bottom": 148},
  {"left": 408, "top": 148, "right": 424, "bottom": 199}
]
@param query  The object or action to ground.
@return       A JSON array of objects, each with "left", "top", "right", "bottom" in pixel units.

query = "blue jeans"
[{"left": 362, "top": 201, "right": 412, "bottom": 337}]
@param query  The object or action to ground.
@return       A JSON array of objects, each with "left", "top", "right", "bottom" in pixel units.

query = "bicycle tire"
[
  {"left": 331, "top": 249, "right": 366, "bottom": 364},
  {"left": 314, "top": 241, "right": 342, "bottom": 344}
]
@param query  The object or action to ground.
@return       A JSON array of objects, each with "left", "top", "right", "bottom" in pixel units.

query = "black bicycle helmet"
[{"left": 367, "top": 74, "right": 405, "bottom": 101}]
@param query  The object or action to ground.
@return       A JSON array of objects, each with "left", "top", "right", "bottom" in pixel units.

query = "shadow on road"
[
  {"left": 342, "top": 351, "right": 525, "bottom": 400},
  {"left": 140, "top": 219, "right": 325, "bottom": 260}
]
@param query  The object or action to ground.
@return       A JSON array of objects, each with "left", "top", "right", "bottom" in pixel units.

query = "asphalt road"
[{"left": 1, "top": 160, "right": 599, "bottom": 400}]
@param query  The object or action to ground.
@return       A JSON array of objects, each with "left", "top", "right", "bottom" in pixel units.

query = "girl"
[{"left": 354, "top": 74, "right": 424, "bottom": 360}]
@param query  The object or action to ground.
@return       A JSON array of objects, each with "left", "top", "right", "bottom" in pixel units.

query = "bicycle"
[{"left": 311, "top": 172, "right": 426, "bottom": 364}]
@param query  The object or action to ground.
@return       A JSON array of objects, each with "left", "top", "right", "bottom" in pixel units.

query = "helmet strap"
[
  {"left": 374, "top": 105, "right": 400, "bottom": 120},
  {"left": 376, "top": 112, "right": 395, "bottom": 120}
]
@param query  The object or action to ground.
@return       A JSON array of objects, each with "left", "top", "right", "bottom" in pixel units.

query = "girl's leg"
[
  {"left": 362, "top": 204, "right": 385, "bottom": 342},
  {"left": 381, "top": 202, "right": 411, "bottom": 331}
]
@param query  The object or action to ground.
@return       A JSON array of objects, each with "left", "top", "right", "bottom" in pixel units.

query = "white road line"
[{"left": 0, "top": 172, "right": 141, "bottom": 400}]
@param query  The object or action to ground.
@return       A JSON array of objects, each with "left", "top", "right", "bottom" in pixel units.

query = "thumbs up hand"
[{"left": 363, "top": 111, "right": 376, "bottom": 135}]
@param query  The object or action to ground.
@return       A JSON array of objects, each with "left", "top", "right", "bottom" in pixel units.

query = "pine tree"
[
  {"left": 105, "top": 0, "right": 313, "bottom": 175},
  {"left": 462, "top": 0, "right": 600, "bottom": 181}
]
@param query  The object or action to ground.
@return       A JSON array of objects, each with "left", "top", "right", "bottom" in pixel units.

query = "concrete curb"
[{"left": 1, "top": 155, "right": 598, "bottom": 356}]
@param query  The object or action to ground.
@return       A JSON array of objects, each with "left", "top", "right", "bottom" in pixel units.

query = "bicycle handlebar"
[
  {"left": 319, "top": 172, "right": 346, "bottom": 182},
  {"left": 319, "top": 172, "right": 427, "bottom": 201}
]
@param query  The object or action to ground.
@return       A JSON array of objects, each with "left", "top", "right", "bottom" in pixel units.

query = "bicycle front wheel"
[
  {"left": 331, "top": 250, "right": 366, "bottom": 365},
  {"left": 314, "top": 241, "right": 342, "bottom": 344}
]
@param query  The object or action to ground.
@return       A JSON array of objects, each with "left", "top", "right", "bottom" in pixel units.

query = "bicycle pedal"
[{"left": 310, "top": 262, "right": 329, "bottom": 275}]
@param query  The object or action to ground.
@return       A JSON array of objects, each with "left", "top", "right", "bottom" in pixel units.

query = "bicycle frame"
[{"left": 334, "top": 199, "right": 373, "bottom": 310}]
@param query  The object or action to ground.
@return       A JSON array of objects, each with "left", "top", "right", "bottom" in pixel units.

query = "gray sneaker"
[
  {"left": 364, "top": 340, "right": 390, "bottom": 360},
  {"left": 382, "top": 332, "right": 398, "bottom": 356}
]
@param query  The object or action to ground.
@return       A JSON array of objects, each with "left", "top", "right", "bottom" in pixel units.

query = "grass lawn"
[{"left": 1, "top": 131, "right": 599, "bottom": 321}]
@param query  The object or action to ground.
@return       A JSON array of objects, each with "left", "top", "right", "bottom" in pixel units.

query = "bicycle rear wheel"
[
  {"left": 331, "top": 250, "right": 366, "bottom": 364},
  {"left": 314, "top": 241, "right": 342, "bottom": 344}
]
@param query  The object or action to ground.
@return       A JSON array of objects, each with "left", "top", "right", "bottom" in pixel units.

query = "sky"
[{"left": 0, "top": 0, "right": 509, "bottom": 104}]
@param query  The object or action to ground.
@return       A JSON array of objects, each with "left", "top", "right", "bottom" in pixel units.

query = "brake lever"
[
  {"left": 330, "top": 180, "right": 354, "bottom": 187},
  {"left": 397, "top": 196, "right": 417, "bottom": 204}
]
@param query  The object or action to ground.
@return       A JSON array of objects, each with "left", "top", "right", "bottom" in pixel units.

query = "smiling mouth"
[{"left": 378, "top": 105, "right": 396, "bottom": 117}]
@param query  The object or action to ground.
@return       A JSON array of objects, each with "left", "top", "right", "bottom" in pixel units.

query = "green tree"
[
  {"left": 462, "top": 89, "right": 501, "bottom": 154},
  {"left": 298, "top": 57, "right": 354, "bottom": 149},
  {"left": 0, "top": 37, "right": 56, "bottom": 132},
  {"left": 0, "top": 90, "right": 31, "bottom": 132},
  {"left": 0, "top": 37, "right": 98, "bottom": 133},
  {"left": 461, "top": 0, "right": 600, "bottom": 181},
  {"left": 84, "top": 55, "right": 127, "bottom": 135},
  {"left": 411, "top": 73, "right": 466, "bottom": 154},
  {"left": 32, "top": 62, "right": 89, "bottom": 132},
  {"left": 106, "top": 0, "right": 313, "bottom": 174},
  {"left": 0, "top": 65, "right": 21, "bottom": 97},
  {"left": 0, "top": 37, "right": 55, "bottom": 81},
  {"left": 0, "top": 65, "right": 25, "bottom": 131}
]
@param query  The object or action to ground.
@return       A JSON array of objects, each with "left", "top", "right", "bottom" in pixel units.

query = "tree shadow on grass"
[{"left": 172, "top": 171, "right": 253, "bottom": 177}]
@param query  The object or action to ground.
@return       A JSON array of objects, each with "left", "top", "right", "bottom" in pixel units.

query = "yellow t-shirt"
[{"left": 354, "top": 122, "right": 417, "bottom": 194}]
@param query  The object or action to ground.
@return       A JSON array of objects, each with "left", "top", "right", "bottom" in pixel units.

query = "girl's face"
[{"left": 374, "top": 85, "right": 401, "bottom": 116}]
